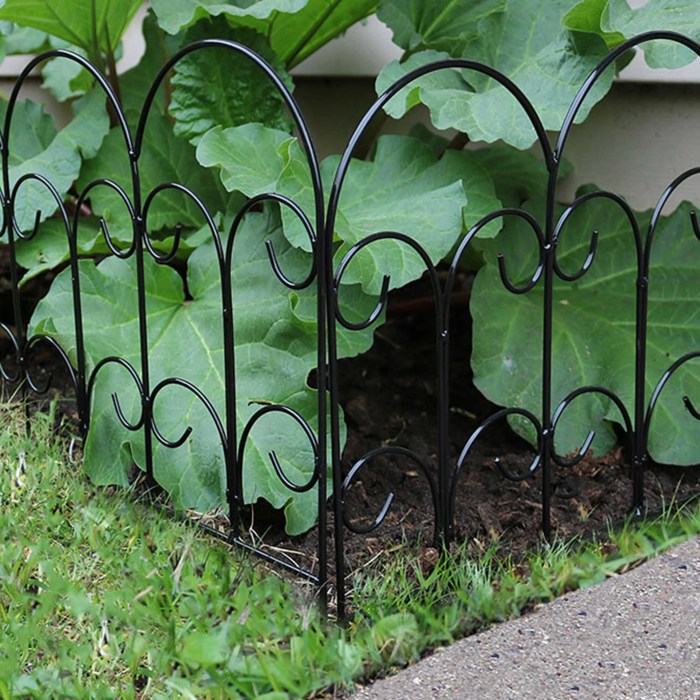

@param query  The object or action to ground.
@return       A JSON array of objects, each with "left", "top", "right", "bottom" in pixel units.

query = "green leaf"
[
  {"left": 319, "top": 137, "right": 496, "bottom": 290},
  {"left": 170, "top": 20, "right": 293, "bottom": 146},
  {"left": 180, "top": 631, "right": 228, "bottom": 667},
  {"left": 29, "top": 209, "right": 337, "bottom": 535},
  {"left": 0, "top": 99, "right": 56, "bottom": 162},
  {"left": 471, "top": 195, "right": 700, "bottom": 465},
  {"left": 563, "top": 0, "right": 625, "bottom": 49},
  {"left": 197, "top": 123, "right": 294, "bottom": 196},
  {"left": 41, "top": 45, "right": 93, "bottom": 102},
  {"left": 119, "top": 11, "right": 176, "bottom": 120},
  {"left": 0, "top": 0, "right": 142, "bottom": 55},
  {"left": 376, "top": 0, "right": 614, "bottom": 149},
  {"left": 469, "top": 143, "right": 572, "bottom": 208},
  {"left": 602, "top": 0, "right": 700, "bottom": 69},
  {"left": 79, "top": 110, "right": 235, "bottom": 239},
  {"left": 377, "top": 0, "right": 506, "bottom": 55},
  {"left": 0, "top": 21, "right": 48, "bottom": 53},
  {"left": 199, "top": 125, "right": 501, "bottom": 292},
  {"left": 150, "top": 0, "right": 308, "bottom": 36},
  {"left": 151, "top": 0, "right": 376, "bottom": 69},
  {"left": 376, "top": 49, "right": 469, "bottom": 118},
  {"left": 271, "top": 0, "right": 378, "bottom": 67},
  {"left": 14, "top": 217, "right": 109, "bottom": 284},
  {"left": 8, "top": 90, "right": 109, "bottom": 231}
]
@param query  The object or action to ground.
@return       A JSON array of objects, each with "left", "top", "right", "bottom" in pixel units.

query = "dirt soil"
[
  {"left": 2, "top": 266, "right": 699, "bottom": 586},
  {"left": 325, "top": 291, "right": 700, "bottom": 573}
]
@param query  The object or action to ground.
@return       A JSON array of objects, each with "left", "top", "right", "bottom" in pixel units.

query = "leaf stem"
[
  {"left": 284, "top": 0, "right": 345, "bottom": 69},
  {"left": 104, "top": 29, "right": 122, "bottom": 127},
  {"left": 444, "top": 132, "right": 470, "bottom": 152}
]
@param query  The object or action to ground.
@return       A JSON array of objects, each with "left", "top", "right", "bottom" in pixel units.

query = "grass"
[{"left": 0, "top": 399, "right": 699, "bottom": 698}]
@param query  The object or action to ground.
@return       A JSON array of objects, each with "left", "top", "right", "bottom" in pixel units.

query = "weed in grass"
[{"left": 0, "top": 400, "right": 698, "bottom": 698}]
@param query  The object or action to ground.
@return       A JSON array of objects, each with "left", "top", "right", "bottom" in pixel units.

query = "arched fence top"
[
  {"left": 326, "top": 57, "right": 553, "bottom": 241},
  {"left": 2, "top": 28, "right": 700, "bottom": 622},
  {"left": 555, "top": 31, "right": 700, "bottom": 164},
  {"left": 135, "top": 38, "right": 325, "bottom": 235},
  {"left": 3, "top": 49, "right": 134, "bottom": 157}
]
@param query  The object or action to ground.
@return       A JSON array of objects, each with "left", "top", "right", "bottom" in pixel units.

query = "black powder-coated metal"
[{"left": 1, "top": 31, "right": 699, "bottom": 619}]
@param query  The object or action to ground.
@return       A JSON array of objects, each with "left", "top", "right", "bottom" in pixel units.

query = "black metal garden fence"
[{"left": 1, "top": 31, "right": 700, "bottom": 619}]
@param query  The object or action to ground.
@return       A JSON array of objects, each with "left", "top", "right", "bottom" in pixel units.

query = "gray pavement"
[{"left": 353, "top": 536, "right": 700, "bottom": 700}]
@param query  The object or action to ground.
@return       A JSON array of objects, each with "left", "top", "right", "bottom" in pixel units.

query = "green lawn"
[{"left": 0, "top": 399, "right": 698, "bottom": 699}]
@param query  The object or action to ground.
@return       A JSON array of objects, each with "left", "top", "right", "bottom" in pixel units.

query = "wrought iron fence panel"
[{"left": 0, "top": 30, "right": 699, "bottom": 619}]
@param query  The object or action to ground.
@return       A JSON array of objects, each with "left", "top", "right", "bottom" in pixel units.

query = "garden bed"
[{"left": 4, "top": 267, "right": 698, "bottom": 593}]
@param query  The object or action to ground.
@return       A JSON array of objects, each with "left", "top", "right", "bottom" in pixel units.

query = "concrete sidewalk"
[{"left": 353, "top": 536, "right": 700, "bottom": 700}]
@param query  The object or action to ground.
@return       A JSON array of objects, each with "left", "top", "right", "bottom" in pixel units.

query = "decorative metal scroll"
[{"left": 1, "top": 31, "right": 699, "bottom": 620}]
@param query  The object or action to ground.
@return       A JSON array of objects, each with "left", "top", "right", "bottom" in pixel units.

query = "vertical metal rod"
[
  {"left": 436, "top": 291, "right": 450, "bottom": 545},
  {"left": 130, "top": 156, "right": 154, "bottom": 486},
  {"left": 315, "top": 199, "right": 328, "bottom": 615},
  {"left": 327, "top": 253, "right": 345, "bottom": 620},
  {"left": 68, "top": 215, "right": 88, "bottom": 438},
  {"left": 1, "top": 117, "right": 27, "bottom": 426},
  {"left": 435, "top": 308, "right": 452, "bottom": 545},
  {"left": 221, "top": 255, "right": 239, "bottom": 537},
  {"left": 541, "top": 167, "right": 558, "bottom": 542},
  {"left": 632, "top": 269, "right": 648, "bottom": 514}
]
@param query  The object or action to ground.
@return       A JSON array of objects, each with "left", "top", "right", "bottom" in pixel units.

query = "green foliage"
[
  {"left": 566, "top": 0, "right": 700, "bottom": 68},
  {"left": 269, "top": 0, "right": 378, "bottom": 67},
  {"left": 152, "top": 0, "right": 378, "bottom": 68},
  {"left": 79, "top": 108, "right": 236, "bottom": 238},
  {"left": 376, "top": 0, "right": 615, "bottom": 149},
  {"left": 170, "top": 20, "right": 294, "bottom": 145},
  {"left": 198, "top": 125, "right": 501, "bottom": 287},
  {"left": 0, "top": 20, "right": 48, "bottom": 55},
  {"left": 15, "top": 217, "right": 109, "bottom": 283},
  {"left": 41, "top": 48, "right": 94, "bottom": 101},
  {"left": 29, "top": 211, "right": 330, "bottom": 535},
  {"left": 471, "top": 197, "right": 700, "bottom": 465},
  {"left": 6, "top": 90, "right": 109, "bottom": 231},
  {"left": 5, "top": 0, "right": 700, "bottom": 535},
  {"left": 377, "top": 0, "right": 506, "bottom": 55},
  {"left": 151, "top": 0, "right": 309, "bottom": 35},
  {"left": 0, "top": 0, "right": 142, "bottom": 57}
]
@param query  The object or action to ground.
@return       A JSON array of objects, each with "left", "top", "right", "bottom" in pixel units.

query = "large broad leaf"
[
  {"left": 13, "top": 215, "right": 216, "bottom": 284},
  {"left": 271, "top": 0, "right": 377, "bottom": 68},
  {"left": 566, "top": 0, "right": 700, "bottom": 70},
  {"left": 78, "top": 110, "right": 236, "bottom": 239},
  {"left": 151, "top": 0, "right": 376, "bottom": 70},
  {"left": 0, "top": 21, "right": 48, "bottom": 54},
  {"left": 376, "top": 0, "right": 614, "bottom": 149},
  {"left": 197, "top": 123, "right": 293, "bottom": 197},
  {"left": 14, "top": 217, "right": 108, "bottom": 284},
  {"left": 0, "top": 0, "right": 142, "bottom": 56},
  {"left": 29, "top": 209, "right": 331, "bottom": 535},
  {"left": 150, "top": 0, "right": 308, "bottom": 36},
  {"left": 198, "top": 126, "right": 502, "bottom": 293},
  {"left": 170, "top": 19, "right": 293, "bottom": 146},
  {"left": 39, "top": 35, "right": 104, "bottom": 102},
  {"left": 41, "top": 51, "right": 94, "bottom": 102},
  {"left": 311, "top": 139, "right": 501, "bottom": 290},
  {"left": 469, "top": 144, "right": 572, "bottom": 209},
  {"left": 119, "top": 11, "right": 180, "bottom": 120},
  {"left": 6, "top": 91, "right": 109, "bottom": 231},
  {"left": 471, "top": 195, "right": 700, "bottom": 465},
  {"left": 562, "top": 0, "right": 625, "bottom": 50},
  {"left": 377, "top": 0, "right": 506, "bottom": 55},
  {"left": 603, "top": 0, "right": 700, "bottom": 69}
]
